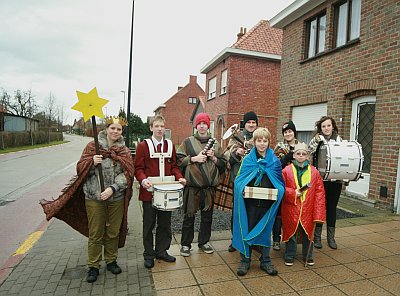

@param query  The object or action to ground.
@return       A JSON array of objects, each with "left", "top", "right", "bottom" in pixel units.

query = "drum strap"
[
  {"left": 145, "top": 138, "right": 173, "bottom": 178},
  {"left": 145, "top": 139, "right": 173, "bottom": 158}
]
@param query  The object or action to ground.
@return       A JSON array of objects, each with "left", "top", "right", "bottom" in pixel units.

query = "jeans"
[
  {"left": 181, "top": 208, "right": 213, "bottom": 249},
  {"left": 240, "top": 246, "right": 272, "bottom": 265},
  {"left": 284, "top": 226, "right": 313, "bottom": 260}
]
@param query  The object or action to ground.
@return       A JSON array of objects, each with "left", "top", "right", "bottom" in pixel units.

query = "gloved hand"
[{"left": 284, "top": 151, "right": 294, "bottom": 163}]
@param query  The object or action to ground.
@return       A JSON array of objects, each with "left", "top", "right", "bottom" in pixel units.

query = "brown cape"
[{"left": 40, "top": 140, "right": 134, "bottom": 248}]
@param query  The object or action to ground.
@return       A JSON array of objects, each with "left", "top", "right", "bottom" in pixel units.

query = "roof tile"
[{"left": 231, "top": 20, "right": 282, "bottom": 55}]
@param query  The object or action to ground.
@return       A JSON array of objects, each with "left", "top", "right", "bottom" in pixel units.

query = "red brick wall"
[
  {"left": 204, "top": 55, "right": 281, "bottom": 149},
  {"left": 277, "top": 0, "right": 400, "bottom": 208},
  {"left": 156, "top": 76, "right": 205, "bottom": 145}
]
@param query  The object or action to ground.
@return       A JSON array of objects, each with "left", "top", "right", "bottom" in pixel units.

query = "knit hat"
[
  {"left": 293, "top": 142, "right": 309, "bottom": 154},
  {"left": 282, "top": 120, "right": 297, "bottom": 137},
  {"left": 194, "top": 112, "right": 210, "bottom": 128},
  {"left": 243, "top": 111, "right": 258, "bottom": 125}
]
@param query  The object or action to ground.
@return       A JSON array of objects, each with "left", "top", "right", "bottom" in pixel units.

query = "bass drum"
[{"left": 315, "top": 140, "right": 364, "bottom": 182}]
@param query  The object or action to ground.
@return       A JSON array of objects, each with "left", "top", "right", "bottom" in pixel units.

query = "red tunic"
[
  {"left": 134, "top": 139, "right": 183, "bottom": 202},
  {"left": 281, "top": 164, "right": 326, "bottom": 242}
]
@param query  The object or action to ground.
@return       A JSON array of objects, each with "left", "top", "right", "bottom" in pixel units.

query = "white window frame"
[
  {"left": 306, "top": 13, "right": 326, "bottom": 58},
  {"left": 165, "top": 129, "right": 171, "bottom": 139},
  {"left": 220, "top": 69, "right": 227, "bottom": 95},
  {"left": 334, "top": 0, "right": 361, "bottom": 48},
  {"left": 209, "top": 121, "right": 215, "bottom": 138},
  {"left": 208, "top": 77, "right": 216, "bottom": 100},
  {"left": 188, "top": 97, "right": 197, "bottom": 104},
  {"left": 292, "top": 103, "right": 327, "bottom": 143}
]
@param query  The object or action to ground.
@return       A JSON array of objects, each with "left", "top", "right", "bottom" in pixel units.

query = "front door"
[{"left": 347, "top": 96, "right": 376, "bottom": 196}]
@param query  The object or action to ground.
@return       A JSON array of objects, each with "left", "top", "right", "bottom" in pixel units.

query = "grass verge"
[{"left": 0, "top": 141, "right": 69, "bottom": 154}]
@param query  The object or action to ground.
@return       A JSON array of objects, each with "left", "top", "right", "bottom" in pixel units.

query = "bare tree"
[
  {"left": 42, "top": 93, "right": 57, "bottom": 143},
  {"left": 4, "top": 89, "right": 38, "bottom": 117},
  {"left": 44, "top": 93, "right": 57, "bottom": 122}
]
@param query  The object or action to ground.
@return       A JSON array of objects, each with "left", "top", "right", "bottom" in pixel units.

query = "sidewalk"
[{"left": 0, "top": 193, "right": 399, "bottom": 295}]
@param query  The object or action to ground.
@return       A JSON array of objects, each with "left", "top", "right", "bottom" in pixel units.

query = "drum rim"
[{"left": 153, "top": 184, "right": 184, "bottom": 190}]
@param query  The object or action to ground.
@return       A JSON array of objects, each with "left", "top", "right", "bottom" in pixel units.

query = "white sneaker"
[
  {"left": 199, "top": 243, "right": 214, "bottom": 254},
  {"left": 273, "top": 242, "right": 281, "bottom": 251},
  {"left": 180, "top": 246, "right": 191, "bottom": 257}
]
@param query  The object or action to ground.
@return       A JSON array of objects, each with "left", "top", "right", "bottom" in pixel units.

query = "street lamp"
[
  {"left": 120, "top": 90, "right": 126, "bottom": 115},
  {"left": 126, "top": 0, "right": 135, "bottom": 148}
]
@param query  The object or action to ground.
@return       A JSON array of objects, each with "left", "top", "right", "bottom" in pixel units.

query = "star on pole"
[{"left": 72, "top": 87, "right": 109, "bottom": 121}]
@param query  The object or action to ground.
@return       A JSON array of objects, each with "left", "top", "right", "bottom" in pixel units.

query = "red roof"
[{"left": 231, "top": 20, "right": 282, "bottom": 55}]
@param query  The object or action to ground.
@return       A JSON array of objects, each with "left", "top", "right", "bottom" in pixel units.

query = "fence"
[{"left": 0, "top": 131, "right": 63, "bottom": 149}]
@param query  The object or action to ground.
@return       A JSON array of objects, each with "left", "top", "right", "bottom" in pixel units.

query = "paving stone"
[
  {"left": 32, "top": 279, "right": 48, "bottom": 291},
  {"left": 29, "top": 289, "right": 47, "bottom": 296},
  {"left": 54, "top": 285, "right": 69, "bottom": 296},
  {"left": 8, "top": 283, "right": 23, "bottom": 294},
  {"left": 43, "top": 282, "right": 58, "bottom": 293},
  {"left": 104, "top": 288, "right": 118, "bottom": 296},
  {"left": 18, "top": 286, "right": 34, "bottom": 295},
  {"left": 64, "top": 288, "right": 80, "bottom": 296}
]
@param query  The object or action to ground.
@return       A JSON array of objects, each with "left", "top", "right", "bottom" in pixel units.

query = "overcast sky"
[{"left": 0, "top": 0, "right": 294, "bottom": 125}]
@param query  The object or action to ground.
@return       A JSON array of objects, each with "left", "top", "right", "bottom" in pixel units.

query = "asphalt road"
[{"left": 0, "top": 134, "right": 92, "bottom": 268}]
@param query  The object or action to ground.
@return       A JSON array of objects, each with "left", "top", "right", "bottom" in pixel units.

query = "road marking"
[{"left": 13, "top": 231, "right": 44, "bottom": 256}]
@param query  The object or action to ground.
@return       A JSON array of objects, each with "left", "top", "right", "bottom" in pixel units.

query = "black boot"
[
  {"left": 327, "top": 226, "right": 337, "bottom": 249},
  {"left": 314, "top": 224, "right": 323, "bottom": 249},
  {"left": 86, "top": 267, "right": 99, "bottom": 283}
]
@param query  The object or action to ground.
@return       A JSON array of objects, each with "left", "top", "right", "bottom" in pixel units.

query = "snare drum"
[
  {"left": 316, "top": 140, "right": 364, "bottom": 181},
  {"left": 152, "top": 183, "right": 184, "bottom": 211}
]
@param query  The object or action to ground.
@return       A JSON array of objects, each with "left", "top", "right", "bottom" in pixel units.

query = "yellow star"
[{"left": 72, "top": 87, "right": 109, "bottom": 121}]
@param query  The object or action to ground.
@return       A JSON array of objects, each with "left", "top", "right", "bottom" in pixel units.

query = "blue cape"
[{"left": 232, "top": 147, "right": 285, "bottom": 258}]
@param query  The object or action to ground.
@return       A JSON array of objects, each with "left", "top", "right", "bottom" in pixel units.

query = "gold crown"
[{"left": 105, "top": 116, "right": 128, "bottom": 127}]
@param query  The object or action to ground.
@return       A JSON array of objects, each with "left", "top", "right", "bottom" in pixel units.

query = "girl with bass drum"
[{"left": 308, "top": 116, "right": 342, "bottom": 249}]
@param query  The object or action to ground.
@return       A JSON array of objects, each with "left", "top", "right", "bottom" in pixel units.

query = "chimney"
[
  {"left": 189, "top": 75, "right": 197, "bottom": 84},
  {"left": 237, "top": 27, "right": 247, "bottom": 41}
]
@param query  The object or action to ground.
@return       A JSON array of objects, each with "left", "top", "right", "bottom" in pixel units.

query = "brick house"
[
  {"left": 200, "top": 20, "right": 283, "bottom": 148},
  {"left": 153, "top": 75, "right": 205, "bottom": 145},
  {"left": 270, "top": 0, "right": 400, "bottom": 210}
]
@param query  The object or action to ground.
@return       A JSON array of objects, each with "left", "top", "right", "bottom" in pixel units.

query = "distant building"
[
  {"left": 0, "top": 112, "right": 39, "bottom": 132},
  {"left": 200, "top": 20, "right": 283, "bottom": 147},
  {"left": 153, "top": 75, "right": 205, "bottom": 145},
  {"left": 271, "top": 0, "right": 400, "bottom": 209}
]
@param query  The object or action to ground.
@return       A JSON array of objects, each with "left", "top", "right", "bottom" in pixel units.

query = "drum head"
[{"left": 153, "top": 183, "right": 183, "bottom": 191}]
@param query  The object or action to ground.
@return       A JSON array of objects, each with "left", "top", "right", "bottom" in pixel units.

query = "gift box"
[{"left": 243, "top": 186, "right": 278, "bottom": 200}]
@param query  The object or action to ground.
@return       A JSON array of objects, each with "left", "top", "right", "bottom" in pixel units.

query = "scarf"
[{"left": 293, "top": 160, "right": 310, "bottom": 187}]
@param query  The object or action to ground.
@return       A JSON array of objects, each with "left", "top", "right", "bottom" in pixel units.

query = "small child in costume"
[{"left": 281, "top": 143, "right": 326, "bottom": 266}]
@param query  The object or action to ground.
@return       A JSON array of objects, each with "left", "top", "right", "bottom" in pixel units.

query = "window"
[
  {"left": 305, "top": 13, "right": 326, "bottom": 58},
  {"left": 334, "top": 0, "right": 361, "bottom": 48},
  {"left": 165, "top": 129, "right": 171, "bottom": 139},
  {"left": 220, "top": 70, "right": 227, "bottom": 95},
  {"left": 292, "top": 103, "right": 327, "bottom": 143},
  {"left": 208, "top": 77, "right": 216, "bottom": 100},
  {"left": 209, "top": 121, "right": 215, "bottom": 138},
  {"left": 188, "top": 97, "right": 197, "bottom": 104}
]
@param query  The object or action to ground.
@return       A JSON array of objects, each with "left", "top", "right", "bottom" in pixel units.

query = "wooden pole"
[{"left": 91, "top": 116, "right": 110, "bottom": 226}]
